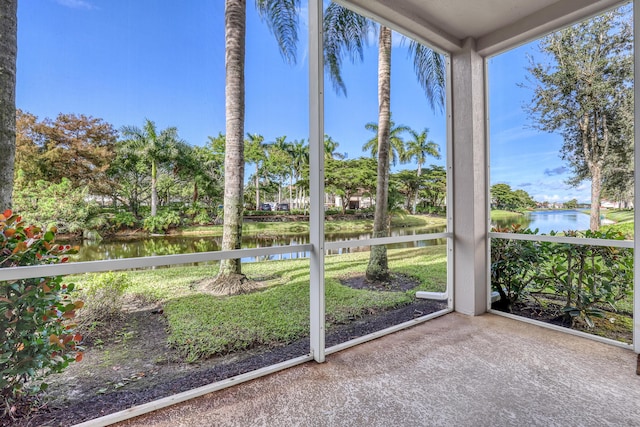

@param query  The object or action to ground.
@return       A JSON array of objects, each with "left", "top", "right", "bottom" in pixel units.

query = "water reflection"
[
  {"left": 69, "top": 224, "right": 447, "bottom": 263},
  {"left": 492, "top": 210, "right": 591, "bottom": 234}
]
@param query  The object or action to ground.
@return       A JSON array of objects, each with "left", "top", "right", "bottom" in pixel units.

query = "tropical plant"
[
  {"left": 362, "top": 118, "right": 410, "bottom": 167},
  {"left": 217, "top": 0, "right": 301, "bottom": 292},
  {"left": 324, "top": 3, "right": 445, "bottom": 281},
  {"left": 245, "top": 133, "right": 267, "bottom": 210},
  {"left": 403, "top": 128, "right": 440, "bottom": 213},
  {"left": 120, "top": 119, "right": 184, "bottom": 217},
  {"left": 0, "top": 210, "right": 83, "bottom": 414}
]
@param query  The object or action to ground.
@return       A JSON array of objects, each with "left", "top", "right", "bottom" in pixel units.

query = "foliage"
[
  {"left": 540, "top": 229, "right": 633, "bottom": 327},
  {"left": 524, "top": 6, "right": 633, "bottom": 229},
  {"left": 323, "top": 158, "right": 377, "bottom": 214},
  {"left": 13, "top": 174, "right": 100, "bottom": 234},
  {"left": 143, "top": 210, "right": 182, "bottom": 234},
  {"left": 564, "top": 198, "right": 578, "bottom": 209},
  {"left": 490, "top": 183, "right": 535, "bottom": 212},
  {"left": 490, "top": 225, "right": 545, "bottom": 310},
  {"left": 14, "top": 110, "right": 117, "bottom": 198},
  {"left": 76, "top": 272, "right": 130, "bottom": 339},
  {"left": 491, "top": 226, "right": 633, "bottom": 328},
  {"left": 108, "top": 210, "right": 140, "bottom": 231},
  {"left": 0, "top": 210, "right": 83, "bottom": 410}
]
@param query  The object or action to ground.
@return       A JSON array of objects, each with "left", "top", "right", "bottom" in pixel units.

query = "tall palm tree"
[
  {"left": 323, "top": 134, "right": 345, "bottom": 160},
  {"left": 0, "top": 1, "right": 17, "bottom": 210},
  {"left": 218, "top": 0, "right": 300, "bottom": 290},
  {"left": 289, "top": 139, "right": 309, "bottom": 208},
  {"left": 404, "top": 128, "right": 440, "bottom": 213},
  {"left": 120, "top": 119, "right": 183, "bottom": 217},
  {"left": 245, "top": 133, "right": 267, "bottom": 209},
  {"left": 324, "top": 3, "right": 445, "bottom": 281},
  {"left": 363, "top": 118, "right": 411, "bottom": 167}
]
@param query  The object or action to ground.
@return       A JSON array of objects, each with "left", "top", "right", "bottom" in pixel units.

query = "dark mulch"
[
  {"left": 6, "top": 283, "right": 446, "bottom": 427},
  {"left": 340, "top": 272, "right": 421, "bottom": 292}
]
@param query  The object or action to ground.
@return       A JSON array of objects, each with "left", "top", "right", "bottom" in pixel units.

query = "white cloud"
[{"left": 56, "top": 0, "right": 97, "bottom": 10}]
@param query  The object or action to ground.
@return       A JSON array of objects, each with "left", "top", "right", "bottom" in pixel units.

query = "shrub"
[
  {"left": 0, "top": 210, "right": 83, "bottom": 414},
  {"left": 541, "top": 229, "right": 633, "bottom": 327},
  {"left": 143, "top": 210, "right": 182, "bottom": 234},
  {"left": 490, "top": 225, "right": 545, "bottom": 311},
  {"left": 76, "top": 272, "right": 131, "bottom": 339},
  {"left": 109, "top": 211, "right": 140, "bottom": 230}
]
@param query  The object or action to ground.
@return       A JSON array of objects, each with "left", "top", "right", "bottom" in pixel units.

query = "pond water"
[
  {"left": 492, "top": 210, "right": 591, "bottom": 234},
  {"left": 70, "top": 224, "right": 448, "bottom": 263}
]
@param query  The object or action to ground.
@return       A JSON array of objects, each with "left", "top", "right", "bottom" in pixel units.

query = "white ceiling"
[{"left": 338, "top": 0, "right": 627, "bottom": 56}]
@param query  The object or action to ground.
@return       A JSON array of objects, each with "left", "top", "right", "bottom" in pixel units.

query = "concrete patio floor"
[{"left": 116, "top": 313, "right": 640, "bottom": 426}]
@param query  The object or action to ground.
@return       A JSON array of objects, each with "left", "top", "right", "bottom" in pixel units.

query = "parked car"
[
  {"left": 276, "top": 203, "right": 290, "bottom": 212},
  {"left": 259, "top": 203, "right": 272, "bottom": 211}
]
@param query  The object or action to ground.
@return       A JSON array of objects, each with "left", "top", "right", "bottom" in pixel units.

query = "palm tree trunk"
[
  {"left": 0, "top": 1, "right": 17, "bottom": 210},
  {"left": 219, "top": 0, "right": 246, "bottom": 277},
  {"left": 366, "top": 26, "right": 392, "bottom": 282},
  {"left": 255, "top": 164, "right": 260, "bottom": 210},
  {"left": 150, "top": 160, "right": 158, "bottom": 216}
]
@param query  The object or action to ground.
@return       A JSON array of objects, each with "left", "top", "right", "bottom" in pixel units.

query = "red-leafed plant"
[{"left": 0, "top": 209, "right": 83, "bottom": 418}]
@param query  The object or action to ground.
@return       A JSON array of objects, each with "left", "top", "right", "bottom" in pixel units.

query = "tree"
[
  {"left": 525, "top": 8, "right": 632, "bottom": 230},
  {"left": 564, "top": 198, "right": 578, "bottom": 209},
  {"left": 491, "top": 183, "right": 519, "bottom": 211},
  {"left": 324, "top": 158, "right": 377, "bottom": 213},
  {"left": 323, "top": 134, "right": 345, "bottom": 160},
  {"left": 289, "top": 139, "right": 309, "bottom": 208},
  {"left": 403, "top": 128, "right": 440, "bottom": 213},
  {"left": 362, "top": 117, "right": 410, "bottom": 167},
  {"left": 0, "top": 0, "right": 17, "bottom": 210},
  {"left": 393, "top": 169, "right": 424, "bottom": 212},
  {"left": 324, "top": 3, "right": 445, "bottom": 281},
  {"left": 120, "top": 119, "right": 184, "bottom": 217},
  {"left": 216, "top": 0, "right": 301, "bottom": 291},
  {"left": 421, "top": 165, "right": 447, "bottom": 212},
  {"left": 245, "top": 133, "right": 267, "bottom": 210}
]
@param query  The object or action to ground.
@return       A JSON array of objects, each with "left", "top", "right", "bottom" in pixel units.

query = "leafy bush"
[
  {"left": 12, "top": 173, "right": 100, "bottom": 234},
  {"left": 491, "top": 226, "right": 633, "bottom": 327},
  {"left": 490, "top": 225, "right": 545, "bottom": 311},
  {"left": 109, "top": 211, "right": 140, "bottom": 230},
  {"left": 76, "top": 272, "right": 131, "bottom": 339},
  {"left": 143, "top": 210, "right": 182, "bottom": 234},
  {"left": 540, "top": 229, "right": 633, "bottom": 327},
  {"left": 0, "top": 210, "right": 83, "bottom": 413}
]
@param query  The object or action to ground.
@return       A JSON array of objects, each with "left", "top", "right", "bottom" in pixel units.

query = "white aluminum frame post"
[{"left": 309, "top": 0, "right": 326, "bottom": 363}]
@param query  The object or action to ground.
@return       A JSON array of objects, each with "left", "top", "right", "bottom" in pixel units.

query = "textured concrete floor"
[{"left": 117, "top": 313, "right": 640, "bottom": 427}]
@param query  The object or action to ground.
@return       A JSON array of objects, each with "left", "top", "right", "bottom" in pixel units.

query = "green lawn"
[
  {"left": 601, "top": 208, "right": 634, "bottom": 238},
  {"left": 75, "top": 245, "right": 447, "bottom": 362}
]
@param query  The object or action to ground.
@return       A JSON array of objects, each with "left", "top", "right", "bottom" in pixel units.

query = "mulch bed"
[{"left": 6, "top": 277, "right": 446, "bottom": 427}]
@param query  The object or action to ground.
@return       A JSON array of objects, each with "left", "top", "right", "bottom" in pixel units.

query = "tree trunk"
[
  {"left": 255, "top": 164, "right": 259, "bottom": 210},
  {"left": 219, "top": 0, "right": 246, "bottom": 277},
  {"left": 0, "top": 1, "right": 17, "bottom": 210},
  {"left": 589, "top": 164, "right": 602, "bottom": 231},
  {"left": 366, "top": 27, "right": 392, "bottom": 282},
  {"left": 150, "top": 160, "right": 158, "bottom": 216}
]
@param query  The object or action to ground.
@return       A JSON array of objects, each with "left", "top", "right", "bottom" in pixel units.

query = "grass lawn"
[
  {"left": 601, "top": 208, "right": 634, "bottom": 238},
  {"left": 75, "top": 245, "right": 447, "bottom": 362},
  {"left": 490, "top": 210, "right": 524, "bottom": 221}
]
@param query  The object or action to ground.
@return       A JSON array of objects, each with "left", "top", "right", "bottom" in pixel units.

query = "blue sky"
[{"left": 16, "top": 0, "right": 590, "bottom": 203}]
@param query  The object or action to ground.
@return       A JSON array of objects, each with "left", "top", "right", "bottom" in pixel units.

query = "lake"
[
  {"left": 492, "top": 210, "right": 592, "bottom": 234},
  {"left": 70, "top": 224, "right": 448, "bottom": 263}
]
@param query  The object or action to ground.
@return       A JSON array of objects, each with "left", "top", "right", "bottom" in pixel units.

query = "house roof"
[{"left": 338, "top": 0, "right": 627, "bottom": 56}]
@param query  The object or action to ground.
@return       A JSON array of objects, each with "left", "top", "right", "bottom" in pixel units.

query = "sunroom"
[{"left": 3, "top": 0, "right": 640, "bottom": 425}]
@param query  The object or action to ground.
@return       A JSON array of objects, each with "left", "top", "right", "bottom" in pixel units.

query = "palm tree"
[
  {"left": 120, "top": 119, "right": 184, "bottom": 217},
  {"left": 289, "top": 139, "right": 309, "bottom": 208},
  {"left": 324, "top": 3, "right": 445, "bottom": 281},
  {"left": 363, "top": 118, "right": 411, "bottom": 167},
  {"left": 0, "top": 1, "right": 17, "bottom": 210},
  {"left": 324, "top": 134, "right": 345, "bottom": 160},
  {"left": 245, "top": 133, "right": 267, "bottom": 209},
  {"left": 218, "top": 0, "right": 300, "bottom": 291},
  {"left": 404, "top": 128, "right": 440, "bottom": 213}
]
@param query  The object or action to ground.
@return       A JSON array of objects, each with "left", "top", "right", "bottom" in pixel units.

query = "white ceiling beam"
[
  {"left": 335, "top": 0, "right": 462, "bottom": 54},
  {"left": 477, "top": 0, "right": 627, "bottom": 56}
]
